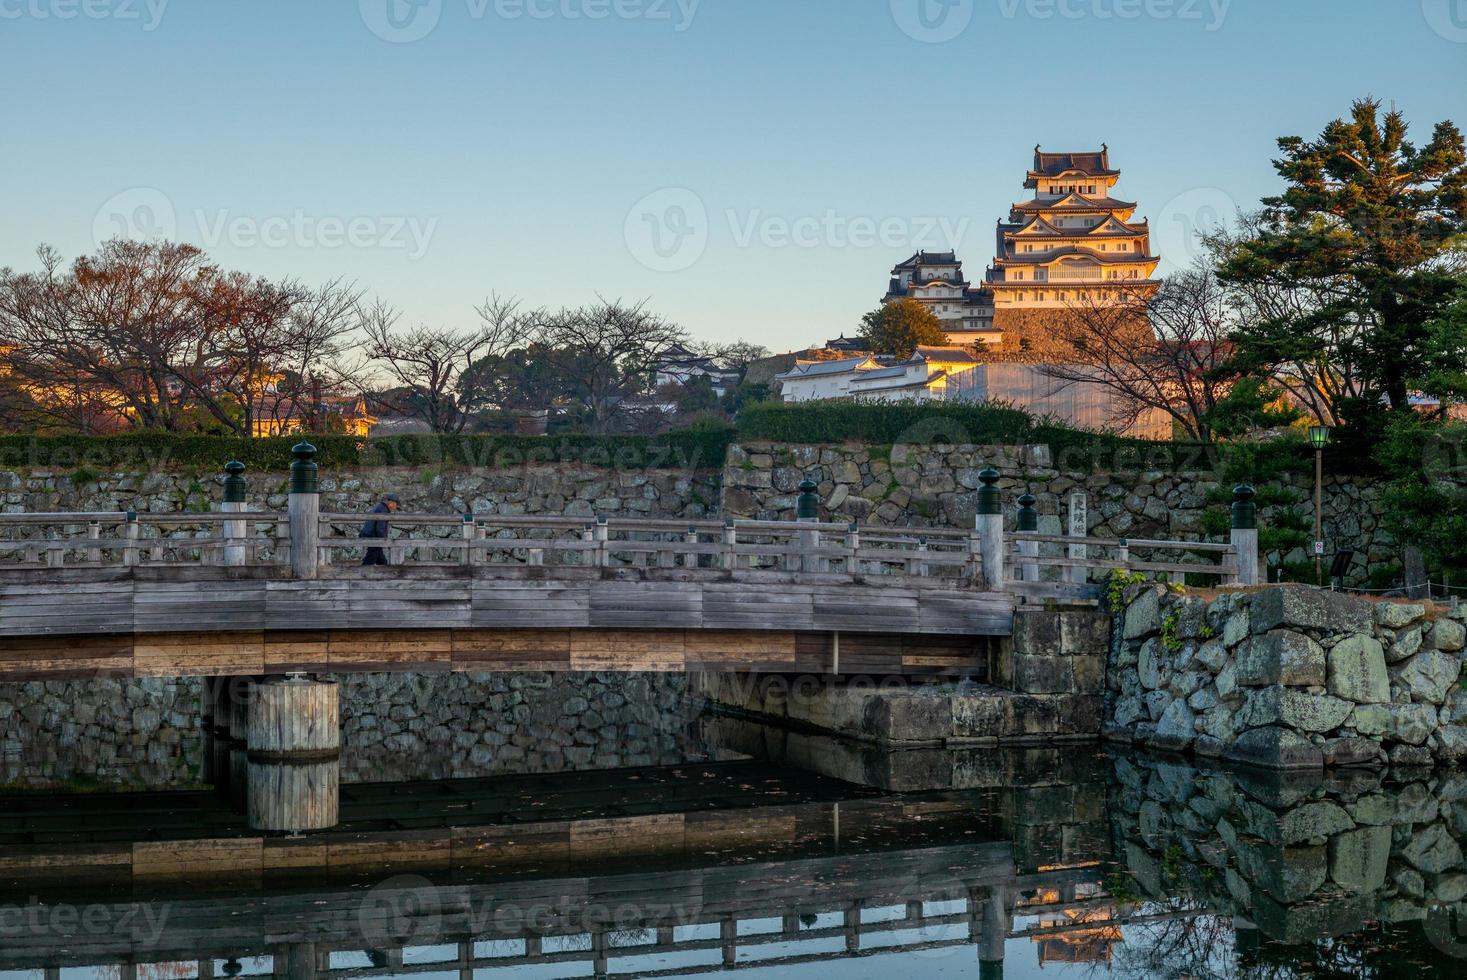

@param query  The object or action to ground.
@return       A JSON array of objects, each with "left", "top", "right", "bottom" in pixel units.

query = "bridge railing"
[
  {"left": 1008, "top": 532, "right": 1240, "bottom": 586},
  {"left": 0, "top": 510, "right": 287, "bottom": 568},
  {"left": 315, "top": 513, "right": 983, "bottom": 582}
]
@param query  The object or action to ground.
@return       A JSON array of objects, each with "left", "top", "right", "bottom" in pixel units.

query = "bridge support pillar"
[
  {"left": 248, "top": 676, "right": 340, "bottom": 760},
  {"left": 978, "top": 884, "right": 1009, "bottom": 978},
  {"left": 248, "top": 757, "right": 340, "bottom": 832}
]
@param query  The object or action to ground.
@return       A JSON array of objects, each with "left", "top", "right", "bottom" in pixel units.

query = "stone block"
[
  {"left": 1428, "top": 618, "right": 1466, "bottom": 653},
  {"left": 1124, "top": 586, "right": 1165, "bottom": 640},
  {"left": 1237, "top": 630, "right": 1326, "bottom": 688},
  {"left": 1223, "top": 725, "right": 1324, "bottom": 771},
  {"left": 1059, "top": 610, "right": 1111, "bottom": 655},
  {"left": 1250, "top": 587, "right": 1371, "bottom": 636},
  {"left": 1011, "top": 610, "right": 1062, "bottom": 656},
  {"left": 1394, "top": 650, "right": 1462, "bottom": 705},
  {"left": 1401, "top": 823, "right": 1464, "bottom": 875},
  {"left": 1350, "top": 704, "right": 1391, "bottom": 737},
  {"left": 1376, "top": 602, "right": 1425, "bottom": 629},
  {"left": 1242, "top": 688, "right": 1352, "bottom": 733},
  {"left": 1327, "top": 635, "right": 1389, "bottom": 704},
  {"left": 1388, "top": 703, "right": 1437, "bottom": 745},
  {"left": 1234, "top": 838, "right": 1328, "bottom": 903},
  {"left": 1322, "top": 737, "right": 1382, "bottom": 768},
  {"left": 1011, "top": 654, "right": 1075, "bottom": 695}
]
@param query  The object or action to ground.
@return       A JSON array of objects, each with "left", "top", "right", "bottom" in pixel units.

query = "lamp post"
[{"left": 1310, "top": 425, "right": 1332, "bottom": 583}]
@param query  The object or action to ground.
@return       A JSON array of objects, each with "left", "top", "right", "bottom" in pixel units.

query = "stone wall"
[
  {"left": 1111, "top": 752, "right": 1467, "bottom": 951},
  {"left": 0, "top": 440, "right": 1425, "bottom": 586},
  {"left": 721, "top": 441, "right": 1405, "bottom": 587},
  {"left": 1107, "top": 585, "right": 1467, "bottom": 769},
  {"left": 0, "top": 463, "right": 719, "bottom": 522},
  {"left": 0, "top": 672, "right": 696, "bottom": 790}
]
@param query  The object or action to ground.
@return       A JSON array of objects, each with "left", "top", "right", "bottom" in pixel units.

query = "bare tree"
[
  {"left": 535, "top": 298, "right": 690, "bottom": 433},
  {"left": 360, "top": 293, "right": 539, "bottom": 433},
  {"left": 1039, "top": 263, "right": 1237, "bottom": 446}
]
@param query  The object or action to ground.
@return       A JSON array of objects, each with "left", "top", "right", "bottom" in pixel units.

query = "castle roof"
[
  {"left": 1002, "top": 215, "right": 1148, "bottom": 238},
  {"left": 1011, "top": 193, "right": 1137, "bottom": 214},
  {"left": 1026, "top": 145, "right": 1119, "bottom": 182},
  {"left": 994, "top": 246, "right": 1160, "bottom": 266},
  {"left": 891, "top": 250, "right": 960, "bottom": 271}
]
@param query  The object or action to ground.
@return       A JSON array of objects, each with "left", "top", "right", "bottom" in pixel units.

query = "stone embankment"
[{"left": 1107, "top": 585, "right": 1467, "bottom": 769}]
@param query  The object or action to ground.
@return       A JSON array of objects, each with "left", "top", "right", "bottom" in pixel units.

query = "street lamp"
[{"left": 1310, "top": 425, "right": 1332, "bottom": 582}]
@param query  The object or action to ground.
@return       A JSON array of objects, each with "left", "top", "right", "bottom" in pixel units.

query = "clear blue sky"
[{"left": 2, "top": 0, "right": 1464, "bottom": 352}]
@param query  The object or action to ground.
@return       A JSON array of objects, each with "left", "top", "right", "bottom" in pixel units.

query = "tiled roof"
[
  {"left": 994, "top": 246, "right": 1159, "bottom": 266},
  {"left": 1011, "top": 195, "right": 1137, "bottom": 213},
  {"left": 775, "top": 356, "right": 877, "bottom": 380},
  {"left": 1028, "top": 146, "right": 1118, "bottom": 178}
]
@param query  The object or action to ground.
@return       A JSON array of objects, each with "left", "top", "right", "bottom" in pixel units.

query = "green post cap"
[
  {"left": 463, "top": 512, "right": 474, "bottom": 523},
  {"left": 289, "top": 442, "right": 319, "bottom": 495},
  {"left": 1016, "top": 492, "right": 1038, "bottom": 532},
  {"left": 976, "top": 468, "right": 1002, "bottom": 516},
  {"left": 796, "top": 479, "right": 819, "bottom": 521},
  {"left": 222, "top": 460, "right": 248, "bottom": 504},
  {"left": 126, "top": 510, "right": 137, "bottom": 522},
  {"left": 1232, "top": 484, "right": 1258, "bottom": 530}
]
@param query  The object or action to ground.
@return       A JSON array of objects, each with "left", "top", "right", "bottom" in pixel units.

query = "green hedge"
[
  {"left": 0, "top": 427, "right": 736, "bottom": 473},
  {"left": 734, "top": 400, "right": 1216, "bottom": 472}
]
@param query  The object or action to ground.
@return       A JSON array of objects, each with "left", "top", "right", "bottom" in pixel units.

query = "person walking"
[{"left": 360, "top": 494, "right": 400, "bottom": 566}]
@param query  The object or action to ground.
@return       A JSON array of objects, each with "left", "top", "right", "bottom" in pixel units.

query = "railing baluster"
[
  {"left": 723, "top": 521, "right": 737, "bottom": 572},
  {"left": 87, "top": 521, "right": 101, "bottom": 564},
  {"left": 123, "top": 512, "right": 140, "bottom": 567}
]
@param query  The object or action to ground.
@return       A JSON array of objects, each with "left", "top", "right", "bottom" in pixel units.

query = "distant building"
[
  {"left": 882, "top": 251, "right": 999, "bottom": 347},
  {"left": 251, "top": 395, "right": 377, "bottom": 438},
  {"left": 824, "top": 334, "right": 870, "bottom": 355},
  {"left": 951, "top": 353, "right": 1173, "bottom": 440},
  {"left": 775, "top": 347, "right": 984, "bottom": 405},
  {"left": 653, "top": 344, "right": 741, "bottom": 398},
  {"left": 985, "top": 146, "right": 1160, "bottom": 319}
]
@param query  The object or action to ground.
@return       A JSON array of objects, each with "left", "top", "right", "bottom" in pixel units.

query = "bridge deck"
[{"left": 0, "top": 566, "right": 1013, "bottom": 679}]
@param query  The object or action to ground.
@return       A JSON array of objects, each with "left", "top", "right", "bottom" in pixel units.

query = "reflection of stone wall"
[
  {"left": 1111, "top": 752, "right": 1467, "bottom": 946},
  {"left": 0, "top": 672, "right": 696, "bottom": 790},
  {"left": 1108, "top": 585, "right": 1467, "bottom": 769}
]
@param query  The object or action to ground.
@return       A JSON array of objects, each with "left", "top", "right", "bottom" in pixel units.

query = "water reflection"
[{"left": 1, "top": 704, "right": 1466, "bottom": 976}]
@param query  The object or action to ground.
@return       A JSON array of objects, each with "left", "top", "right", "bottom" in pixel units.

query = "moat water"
[{"left": 2, "top": 680, "right": 1466, "bottom": 979}]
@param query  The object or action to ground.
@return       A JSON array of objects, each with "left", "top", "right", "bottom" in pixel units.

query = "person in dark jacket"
[{"left": 360, "top": 494, "right": 400, "bottom": 566}]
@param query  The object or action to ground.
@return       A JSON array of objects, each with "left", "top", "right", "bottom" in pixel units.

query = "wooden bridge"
[{"left": 0, "top": 452, "right": 1254, "bottom": 681}]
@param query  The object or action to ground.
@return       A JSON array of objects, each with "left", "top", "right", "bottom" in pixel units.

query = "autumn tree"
[{"left": 859, "top": 299, "right": 949, "bottom": 358}]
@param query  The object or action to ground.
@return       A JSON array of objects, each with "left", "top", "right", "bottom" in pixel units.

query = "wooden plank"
[
  {"left": 134, "top": 632, "right": 264, "bottom": 677},
  {"left": 451, "top": 629, "right": 572, "bottom": 668},
  {"left": 570, "top": 630, "right": 687, "bottom": 671}
]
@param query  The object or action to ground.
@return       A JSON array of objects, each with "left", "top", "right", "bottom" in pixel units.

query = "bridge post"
[
  {"left": 1016, "top": 493, "right": 1039, "bottom": 584},
  {"left": 1231, "top": 484, "right": 1260, "bottom": 586},
  {"left": 222, "top": 460, "right": 248, "bottom": 567},
  {"left": 796, "top": 479, "right": 821, "bottom": 573},
  {"left": 122, "top": 511, "right": 139, "bottom": 567},
  {"left": 976, "top": 469, "right": 1005, "bottom": 591},
  {"left": 977, "top": 884, "right": 1010, "bottom": 979},
  {"left": 288, "top": 443, "right": 320, "bottom": 580},
  {"left": 462, "top": 513, "right": 476, "bottom": 566}
]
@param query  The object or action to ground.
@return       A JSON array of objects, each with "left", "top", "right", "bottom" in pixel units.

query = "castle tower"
[
  {"left": 881, "top": 250, "right": 999, "bottom": 347},
  {"left": 985, "top": 146, "right": 1160, "bottom": 331}
]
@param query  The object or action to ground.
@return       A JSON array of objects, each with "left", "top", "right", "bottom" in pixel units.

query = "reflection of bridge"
[{"left": 0, "top": 758, "right": 1131, "bottom": 979}]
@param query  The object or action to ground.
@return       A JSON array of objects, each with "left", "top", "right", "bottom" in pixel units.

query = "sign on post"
[{"left": 1067, "top": 491, "right": 1088, "bottom": 584}]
